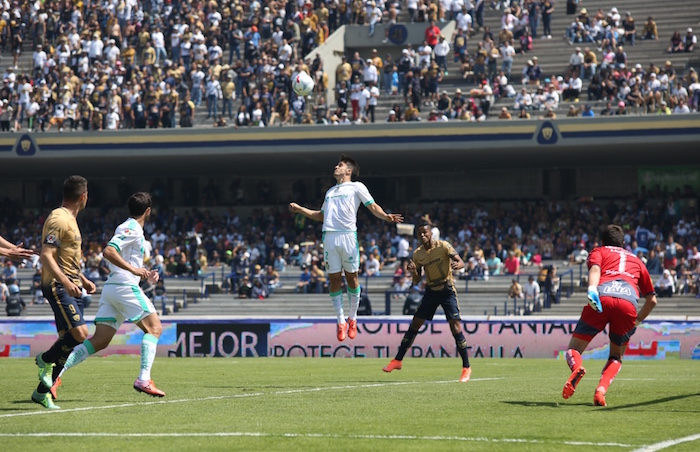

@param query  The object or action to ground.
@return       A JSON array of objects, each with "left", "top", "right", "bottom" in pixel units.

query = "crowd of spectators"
[
  {"left": 0, "top": 1, "right": 696, "bottom": 131},
  {"left": 2, "top": 182, "right": 700, "bottom": 300}
]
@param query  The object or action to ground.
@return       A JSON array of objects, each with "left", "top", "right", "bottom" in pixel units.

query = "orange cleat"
[
  {"left": 594, "top": 390, "right": 607, "bottom": 407},
  {"left": 337, "top": 322, "right": 347, "bottom": 342},
  {"left": 382, "top": 359, "right": 403, "bottom": 373},
  {"left": 347, "top": 319, "right": 357, "bottom": 339},
  {"left": 459, "top": 367, "right": 472, "bottom": 382},
  {"left": 133, "top": 379, "right": 166, "bottom": 397},
  {"left": 562, "top": 366, "right": 586, "bottom": 399},
  {"left": 50, "top": 377, "right": 62, "bottom": 401}
]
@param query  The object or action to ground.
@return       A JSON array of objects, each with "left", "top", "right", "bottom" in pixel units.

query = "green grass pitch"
[{"left": 1, "top": 357, "right": 699, "bottom": 451}]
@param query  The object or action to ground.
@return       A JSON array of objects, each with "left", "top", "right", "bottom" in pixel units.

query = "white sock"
[
  {"left": 60, "top": 340, "right": 96, "bottom": 377},
  {"left": 330, "top": 290, "right": 345, "bottom": 323},
  {"left": 138, "top": 334, "right": 159, "bottom": 381},
  {"left": 348, "top": 286, "right": 361, "bottom": 320}
]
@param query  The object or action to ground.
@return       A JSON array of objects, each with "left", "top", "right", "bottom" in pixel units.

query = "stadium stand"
[
  {"left": 5, "top": 190, "right": 700, "bottom": 319},
  {"left": 2, "top": 0, "right": 698, "bottom": 131}
]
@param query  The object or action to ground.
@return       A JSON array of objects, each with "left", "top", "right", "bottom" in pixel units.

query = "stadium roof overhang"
[{"left": 1, "top": 116, "right": 699, "bottom": 178}]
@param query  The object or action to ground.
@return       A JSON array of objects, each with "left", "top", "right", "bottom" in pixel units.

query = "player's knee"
[
  {"left": 71, "top": 327, "right": 89, "bottom": 343},
  {"left": 148, "top": 322, "right": 163, "bottom": 338}
]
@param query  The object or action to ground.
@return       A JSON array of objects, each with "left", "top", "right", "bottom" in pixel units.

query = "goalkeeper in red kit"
[{"left": 562, "top": 224, "right": 658, "bottom": 407}]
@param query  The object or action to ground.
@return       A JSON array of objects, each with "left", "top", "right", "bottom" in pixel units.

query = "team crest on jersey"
[
  {"left": 73, "top": 314, "right": 80, "bottom": 321},
  {"left": 45, "top": 234, "right": 56, "bottom": 244},
  {"left": 124, "top": 229, "right": 130, "bottom": 234}
]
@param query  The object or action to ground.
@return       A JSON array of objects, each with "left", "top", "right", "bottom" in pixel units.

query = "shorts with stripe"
[
  {"left": 414, "top": 286, "right": 462, "bottom": 321},
  {"left": 95, "top": 283, "right": 156, "bottom": 330},
  {"left": 573, "top": 296, "right": 638, "bottom": 346},
  {"left": 42, "top": 282, "right": 86, "bottom": 332},
  {"left": 323, "top": 231, "right": 360, "bottom": 274}
]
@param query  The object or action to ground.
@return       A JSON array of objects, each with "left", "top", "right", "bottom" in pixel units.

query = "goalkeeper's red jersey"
[{"left": 587, "top": 245, "right": 655, "bottom": 308}]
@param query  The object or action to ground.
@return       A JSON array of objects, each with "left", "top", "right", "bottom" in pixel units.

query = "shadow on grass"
[
  {"left": 503, "top": 392, "right": 700, "bottom": 410},
  {"left": 606, "top": 392, "right": 700, "bottom": 411},
  {"left": 504, "top": 401, "right": 572, "bottom": 408}
]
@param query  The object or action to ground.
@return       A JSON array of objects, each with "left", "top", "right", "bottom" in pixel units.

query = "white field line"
[
  {"left": 0, "top": 378, "right": 503, "bottom": 419},
  {"left": 630, "top": 433, "right": 700, "bottom": 452},
  {"left": 0, "top": 431, "right": 636, "bottom": 447}
]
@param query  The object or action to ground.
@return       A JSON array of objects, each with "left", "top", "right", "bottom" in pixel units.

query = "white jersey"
[
  {"left": 321, "top": 181, "right": 374, "bottom": 232},
  {"left": 105, "top": 218, "right": 145, "bottom": 285}
]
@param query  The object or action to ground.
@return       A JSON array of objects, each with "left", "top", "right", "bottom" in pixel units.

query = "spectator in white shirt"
[
  {"left": 673, "top": 99, "right": 690, "bottom": 114},
  {"left": 434, "top": 35, "right": 450, "bottom": 73},
  {"left": 152, "top": 26, "right": 166, "bottom": 64},
  {"left": 362, "top": 59, "right": 378, "bottom": 85}
]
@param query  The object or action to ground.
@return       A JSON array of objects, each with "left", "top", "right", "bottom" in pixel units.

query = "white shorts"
[
  {"left": 323, "top": 231, "right": 360, "bottom": 274},
  {"left": 95, "top": 283, "right": 157, "bottom": 330}
]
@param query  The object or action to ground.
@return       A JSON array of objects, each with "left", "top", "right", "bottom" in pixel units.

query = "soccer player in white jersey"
[
  {"left": 54, "top": 192, "right": 165, "bottom": 398},
  {"left": 289, "top": 155, "right": 404, "bottom": 341}
]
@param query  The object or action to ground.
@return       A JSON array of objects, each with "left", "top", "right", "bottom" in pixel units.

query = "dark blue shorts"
[
  {"left": 414, "top": 286, "right": 461, "bottom": 321},
  {"left": 42, "top": 282, "right": 86, "bottom": 332}
]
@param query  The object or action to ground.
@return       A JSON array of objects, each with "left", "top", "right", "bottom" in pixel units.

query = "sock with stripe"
[
  {"left": 347, "top": 286, "right": 361, "bottom": 320},
  {"left": 330, "top": 290, "right": 345, "bottom": 323},
  {"left": 395, "top": 328, "right": 419, "bottom": 361},
  {"left": 565, "top": 349, "right": 583, "bottom": 371},
  {"left": 37, "top": 333, "right": 81, "bottom": 394},
  {"left": 596, "top": 356, "right": 622, "bottom": 395},
  {"left": 138, "top": 334, "right": 159, "bottom": 381},
  {"left": 60, "top": 339, "right": 96, "bottom": 378},
  {"left": 453, "top": 331, "right": 470, "bottom": 368}
]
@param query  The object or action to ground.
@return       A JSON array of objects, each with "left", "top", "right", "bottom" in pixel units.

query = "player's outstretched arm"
[
  {"left": 0, "top": 235, "right": 34, "bottom": 260},
  {"left": 366, "top": 202, "right": 403, "bottom": 223},
  {"left": 288, "top": 202, "right": 324, "bottom": 222}
]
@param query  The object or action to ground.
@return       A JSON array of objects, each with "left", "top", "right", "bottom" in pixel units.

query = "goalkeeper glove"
[{"left": 587, "top": 286, "right": 603, "bottom": 313}]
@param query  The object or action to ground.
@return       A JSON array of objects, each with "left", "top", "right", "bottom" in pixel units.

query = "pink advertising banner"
[{"left": 1, "top": 318, "right": 699, "bottom": 360}]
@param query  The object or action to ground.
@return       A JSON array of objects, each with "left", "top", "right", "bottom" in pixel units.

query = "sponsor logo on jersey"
[{"left": 601, "top": 280, "right": 632, "bottom": 297}]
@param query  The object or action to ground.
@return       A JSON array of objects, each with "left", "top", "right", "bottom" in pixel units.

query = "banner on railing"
[{"left": 1, "top": 318, "right": 698, "bottom": 359}]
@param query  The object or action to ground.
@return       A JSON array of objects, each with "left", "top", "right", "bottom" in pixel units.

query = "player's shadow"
[
  {"left": 504, "top": 401, "right": 573, "bottom": 408},
  {"left": 605, "top": 392, "right": 700, "bottom": 411}
]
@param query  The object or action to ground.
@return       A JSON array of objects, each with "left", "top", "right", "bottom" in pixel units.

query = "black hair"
[
  {"left": 128, "top": 192, "right": 152, "bottom": 217},
  {"left": 340, "top": 154, "right": 360, "bottom": 178},
  {"left": 601, "top": 224, "right": 624, "bottom": 247},
  {"left": 63, "top": 175, "right": 88, "bottom": 202}
]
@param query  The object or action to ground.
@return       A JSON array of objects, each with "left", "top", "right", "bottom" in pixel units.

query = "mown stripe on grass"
[
  {"left": 0, "top": 379, "right": 503, "bottom": 419},
  {"left": 0, "top": 432, "right": 636, "bottom": 447},
  {"left": 630, "top": 432, "right": 700, "bottom": 452}
]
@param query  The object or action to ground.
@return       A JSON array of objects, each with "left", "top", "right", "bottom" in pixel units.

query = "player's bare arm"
[
  {"left": 0, "top": 235, "right": 34, "bottom": 260},
  {"left": 288, "top": 202, "right": 324, "bottom": 221},
  {"left": 636, "top": 293, "right": 658, "bottom": 326},
  {"left": 450, "top": 252, "right": 465, "bottom": 271},
  {"left": 366, "top": 202, "right": 404, "bottom": 223},
  {"left": 41, "top": 245, "right": 82, "bottom": 297},
  {"left": 103, "top": 245, "right": 151, "bottom": 280},
  {"left": 407, "top": 260, "right": 422, "bottom": 284},
  {"left": 79, "top": 273, "right": 97, "bottom": 294}
]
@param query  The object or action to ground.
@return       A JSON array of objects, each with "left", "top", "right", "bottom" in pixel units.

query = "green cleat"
[
  {"left": 32, "top": 390, "right": 60, "bottom": 410},
  {"left": 35, "top": 354, "right": 55, "bottom": 389}
]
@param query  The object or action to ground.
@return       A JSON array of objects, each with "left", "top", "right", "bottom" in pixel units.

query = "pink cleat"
[{"left": 134, "top": 379, "right": 166, "bottom": 397}]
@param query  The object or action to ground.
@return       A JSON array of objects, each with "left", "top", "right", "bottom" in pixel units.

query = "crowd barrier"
[{"left": 2, "top": 317, "right": 698, "bottom": 360}]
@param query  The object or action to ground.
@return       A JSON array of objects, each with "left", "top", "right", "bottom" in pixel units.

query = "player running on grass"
[
  {"left": 289, "top": 155, "right": 403, "bottom": 341},
  {"left": 563, "top": 224, "right": 657, "bottom": 406},
  {"left": 33, "top": 176, "right": 96, "bottom": 410},
  {"left": 383, "top": 220, "right": 472, "bottom": 382},
  {"left": 52, "top": 192, "right": 165, "bottom": 399}
]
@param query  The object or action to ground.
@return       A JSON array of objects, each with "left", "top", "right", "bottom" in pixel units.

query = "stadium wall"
[{"left": 2, "top": 317, "right": 699, "bottom": 360}]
